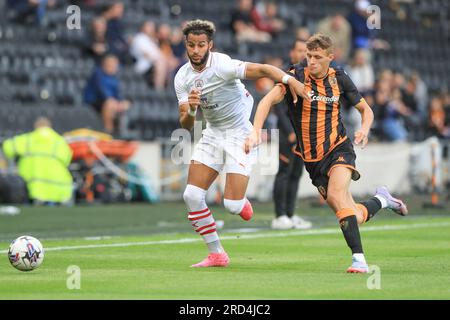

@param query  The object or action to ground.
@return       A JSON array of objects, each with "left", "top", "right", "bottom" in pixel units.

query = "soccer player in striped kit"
[
  {"left": 245, "top": 34, "right": 408, "bottom": 273},
  {"left": 174, "top": 20, "right": 309, "bottom": 267}
]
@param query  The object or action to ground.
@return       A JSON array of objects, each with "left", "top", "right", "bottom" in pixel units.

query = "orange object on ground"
[{"left": 69, "top": 140, "right": 138, "bottom": 163}]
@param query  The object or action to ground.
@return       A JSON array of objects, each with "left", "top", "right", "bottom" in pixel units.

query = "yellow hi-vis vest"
[{"left": 2, "top": 127, "right": 73, "bottom": 203}]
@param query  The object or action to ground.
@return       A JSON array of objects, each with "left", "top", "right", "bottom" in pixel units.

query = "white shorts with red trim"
[{"left": 191, "top": 126, "right": 257, "bottom": 176}]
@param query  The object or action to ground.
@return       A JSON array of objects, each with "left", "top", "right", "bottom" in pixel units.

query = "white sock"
[
  {"left": 374, "top": 195, "right": 388, "bottom": 208},
  {"left": 207, "top": 240, "right": 224, "bottom": 253},
  {"left": 184, "top": 184, "right": 221, "bottom": 251},
  {"left": 353, "top": 253, "right": 367, "bottom": 264}
]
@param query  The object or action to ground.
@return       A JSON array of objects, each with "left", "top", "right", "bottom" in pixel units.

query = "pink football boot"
[
  {"left": 239, "top": 199, "right": 253, "bottom": 221},
  {"left": 191, "top": 252, "right": 230, "bottom": 268}
]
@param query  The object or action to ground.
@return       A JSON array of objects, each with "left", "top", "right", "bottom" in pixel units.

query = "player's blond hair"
[
  {"left": 306, "top": 33, "right": 334, "bottom": 54},
  {"left": 182, "top": 19, "right": 216, "bottom": 41}
]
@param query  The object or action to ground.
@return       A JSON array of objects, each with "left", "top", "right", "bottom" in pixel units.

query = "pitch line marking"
[{"left": 1, "top": 221, "right": 449, "bottom": 254}]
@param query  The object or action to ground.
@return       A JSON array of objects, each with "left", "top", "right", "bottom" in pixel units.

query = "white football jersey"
[{"left": 174, "top": 51, "right": 254, "bottom": 130}]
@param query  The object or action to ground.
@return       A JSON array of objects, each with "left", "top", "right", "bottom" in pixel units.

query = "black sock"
[
  {"left": 359, "top": 197, "right": 382, "bottom": 222},
  {"left": 339, "top": 215, "right": 363, "bottom": 254}
]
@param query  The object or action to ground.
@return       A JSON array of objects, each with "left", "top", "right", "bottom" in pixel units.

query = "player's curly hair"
[
  {"left": 182, "top": 19, "right": 216, "bottom": 41},
  {"left": 306, "top": 33, "right": 334, "bottom": 54}
]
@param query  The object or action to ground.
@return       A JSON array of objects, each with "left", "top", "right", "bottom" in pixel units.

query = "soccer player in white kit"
[{"left": 174, "top": 20, "right": 308, "bottom": 267}]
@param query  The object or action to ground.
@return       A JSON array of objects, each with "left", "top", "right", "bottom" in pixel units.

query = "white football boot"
[
  {"left": 291, "top": 215, "right": 312, "bottom": 229},
  {"left": 271, "top": 215, "right": 294, "bottom": 230}
]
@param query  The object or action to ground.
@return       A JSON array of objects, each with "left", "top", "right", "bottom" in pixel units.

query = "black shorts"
[{"left": 304, "top": 138, "right": 360, "bottom": 199}]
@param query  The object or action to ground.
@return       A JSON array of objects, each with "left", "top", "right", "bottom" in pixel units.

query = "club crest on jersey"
[
  {"left": 194, "top": 79, "right": 204, "bottom": 90},
  {"left": 328, "top": 75, "right": 337, "bottom": 85}
]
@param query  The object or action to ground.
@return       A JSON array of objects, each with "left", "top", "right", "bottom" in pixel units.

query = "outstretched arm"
[
  {"left": 244, "top": 63, "right": 309, "bottom": 103},
  {"left": 244, "top": 84, "right": 286, "bottom": 154}
]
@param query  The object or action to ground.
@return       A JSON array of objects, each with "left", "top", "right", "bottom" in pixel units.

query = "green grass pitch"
[{"left": 0, "top": 198, "right": 449, "bottom": 299}]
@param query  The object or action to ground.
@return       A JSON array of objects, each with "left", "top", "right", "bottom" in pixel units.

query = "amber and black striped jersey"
[{"left": 282, "top": 64, "right": 365, "bottom": 162}]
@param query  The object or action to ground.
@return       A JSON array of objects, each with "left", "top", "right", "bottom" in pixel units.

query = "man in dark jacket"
[
  {"left": 272, "top": 39, "right": 312, "bottom": 230},
  {"left": 83, "top": 54, "right": 130, "bottom": 134}
]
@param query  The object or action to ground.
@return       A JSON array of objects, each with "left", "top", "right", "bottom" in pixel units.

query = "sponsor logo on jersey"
[
  {"left": 198, "top": 93, "right": 218, "bottom": 110},
  {"left": 308, "top": 91, "right": 339, "bottom": 103},
  {"left": 201, "top": 104, "right": 219, "bottom": 110}
]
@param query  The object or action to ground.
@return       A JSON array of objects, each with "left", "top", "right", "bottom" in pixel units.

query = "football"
[{"left": 8, "top": 236, "right": 44, "bottom": 272}]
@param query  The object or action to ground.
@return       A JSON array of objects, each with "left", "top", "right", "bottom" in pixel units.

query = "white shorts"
[{"left": 191, "top": 126, "right": 258, "bottom": 176}]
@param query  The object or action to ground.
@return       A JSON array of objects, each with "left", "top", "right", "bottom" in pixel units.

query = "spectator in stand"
[
  {"left": 7, "top": 0, "right": 56, "bottom": 25},
  {"left": 251, "top": 1, "right": 285, "bottom": 38},
  {"left": 428, "top": 96, "right": 450, "bottom": 138},
  {"left": 443, "top": 91, "right": 450, "bottom": 134},
  {"left": 371, "top": 81, "right": 389, "bottom": 138},
  {"left": 230, "top": 0, "right": 271, "bottom": 43},
  {"left": 83, "top": 54, "right": 131, "bottom": 134},
  {"left": 400, "top": 74, "right": 426, "bottom": 141},
  {"left": 348, "top": 0, "right": 372, "bottom": 50},
  {"left": 83, "top": 16, "right": 109, "bottom": 64},
  {"left": 442, "top": 90, "right": 450, "bottom": 114},
  {"left": 391, "top": 72, "right": 406, "bottom": 96},
  {"left": 171, "top": 26, "right": 187, "bottom": 67},
  {"left": 348, "top": 0, "right": 390, "bottom": 51},
  {"left": 157, "top": 23, "right": 183, "bottom": 77},
  {"left": 130, "top": 21, "right": 168, "bottom": 90},
  {"left": 316, "top": 12, "right": 352, "bottom": 62},
  {"left": 102, "top": 2, "right": 129, "bottom": 63},
  {"left": 377, "top": 69, "right": 394, "bottom": 88},
  {"left": 295, "top": 27, "right": 310, "bottom": 42},
  {"left": 347, "top": 49, "right": 375, "bottom": 95},
  {"left": 332, "top": 47, "right": 349, "bottom": 69},
  {"left": 379, "top": 85, "right": 409, "bottom": 142},
  {"left": 343, "top": 48, "right": 374, "bottom": 140},
  {"left": 410, "top": 72, "right": 429, "bottom": 124}
]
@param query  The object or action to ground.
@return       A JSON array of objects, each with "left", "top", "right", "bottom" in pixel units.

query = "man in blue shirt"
[
  {"left": 84, "top": 54, "right": 130, "bottom": 134},
  {"left": 347, "top": 0, "right": 372, "bottom": 50},
  {"left": 102, "top": 2, "right": 129, "bottom": 64}
]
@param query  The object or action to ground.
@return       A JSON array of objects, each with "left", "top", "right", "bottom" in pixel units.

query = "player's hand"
[
  {"left": 354, "top": 129, "right": 369, "bottom": 149},
  {"left": 244, "top": 129, "right": 261, "bottom": 154},
  {"left": 188, "top": 89, "right": 201, "bottom": 112},
  {"left": 288, "top": 132, "right": 296, "bottom": 143},
  {"left": 287, "top": 77, "right": 310, "bottom": 104}
]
